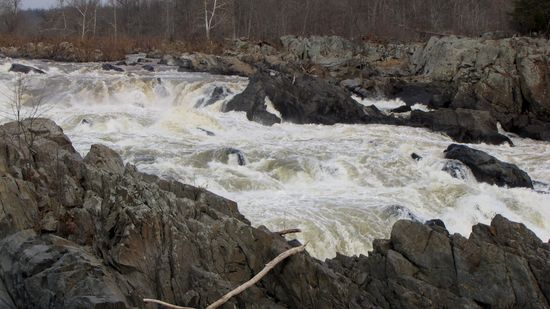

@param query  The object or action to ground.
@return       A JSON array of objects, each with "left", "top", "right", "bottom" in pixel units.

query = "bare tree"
[
  {"left": 203, "top": 0, "right": 227, "bottom": 41},
  {"left": 68, "top": 0, "right": 99, "bottom": 40}
]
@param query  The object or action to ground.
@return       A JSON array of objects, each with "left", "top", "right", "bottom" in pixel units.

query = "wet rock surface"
[
  {"left": 0, "top": 119, "right": 549, "bottom": 308},
  {"left": 410, "top": 108, "right": 512, "bottom": 145},
  {"left": 444, "top": 144, "right": 534, "bottom": 188},
  {"left": 9, "top": 63, "right": 45, "bottom": 74}
]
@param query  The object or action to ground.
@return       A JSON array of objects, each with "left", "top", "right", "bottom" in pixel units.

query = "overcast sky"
[{"left": 23, "top": 0, "right": 58, "bottom": 9}]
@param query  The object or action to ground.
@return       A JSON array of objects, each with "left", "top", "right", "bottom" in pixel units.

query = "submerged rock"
[
  {"left": 442, "top": 159, "right": 470, "bottom": 180},
  {"left": 9, "top": 63, "right": 45, "bottom": 74},
  {"left": 444, "top": 144, "right": 533, "bottom": 188},
  {"left": 197, "top": 127, "right": 216, "bottom": 136},
  {"left": 101, "top": 63, "right": 124, "bottom": 72},
  {"left": 218, "top": 147, "right": 246, "bottom": 166},
  {"left": 411, "top": 152, "right": 423, "bottom": 161},
  {"left": 142, "top": 64, "right": 155, "bottom": 72}
]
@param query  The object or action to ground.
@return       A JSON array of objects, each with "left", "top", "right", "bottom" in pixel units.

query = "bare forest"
[{"left": 1, "top": 0, "right": 517, "bottom": 43}]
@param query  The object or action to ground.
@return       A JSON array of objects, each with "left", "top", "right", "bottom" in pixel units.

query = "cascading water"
[{"left": 1, "top": 59, "right": 550, "bottom": 259}]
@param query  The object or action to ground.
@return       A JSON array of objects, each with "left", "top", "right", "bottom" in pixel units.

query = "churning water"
[{"left": 1, "top": 59, "right": 549, "bottom": 259}]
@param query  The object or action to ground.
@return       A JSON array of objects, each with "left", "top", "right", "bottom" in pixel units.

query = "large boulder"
[
  {"left": 223, "top": 70, "right": 393, "bottom": 126},
  {"left": 410, "top": 108, "right": 512, "bottom": 145},
  {"left": 444, "top": 144, "right": 533, "bottom": 188}
]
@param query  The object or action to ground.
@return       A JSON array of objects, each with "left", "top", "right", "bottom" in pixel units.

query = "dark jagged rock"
[
  {"left": 0, "top": 230, "right": 131, "bottom": 308},
  {"left": 197, "top": 127, "right": 216, "bottom": 136},
  {"left": 101, "top": 63, "right": 124, "bottom": 72},
  {"left": 502, "top": 115, "right": 550, "bottom": 142},
  {"left": 425, "top": 219, "right": 447, "bottom": 230},
  {"left": 196, "top": 86, "right": 231, "bottom": 108},
  {"left": 380, "top": 205, "right": 420, "bottom": 222},
  {"left": 1, "top": 119, "right": 548, "bottom": 309},
  {"left": 389, "top": 81, "right": 455, "bottom": 108},
  {"left": 444, "top": 144, "right": 533, "bottom": 188},
  {"left": 223, "top": 70, "right": 395, "bottom": 126},
  {"left": 327, "top": 215, "right": 550, "bottom": 309},
  {"left": 411, "top": 152, "right": 422, "bottom": 161},
  {"left": 410, "top": 108, "right": 512, "bottom": 145},
  {"left": 9, "top": 63, "right": 45, "bottom": 74},
  {"left": 442, "top": 159, "right": 469, "bottom": 180},
  {"left": 391, "top": 105, "right": 412, "bottom": 113},
  {"left": 219, "top": 147, "right": 246, "bottom": 166},
  {"left": 341, "top": 78, "right": 370, "bottom": 98},
  {"left": 142, "top": 64, "right": 155, "bottom": 72}
]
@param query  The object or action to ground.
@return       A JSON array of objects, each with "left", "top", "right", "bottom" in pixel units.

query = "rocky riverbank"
[
  {"left": 0, "top": 118, "right": 549, "bottom": 308},
  {"left": 4, "top": 34, "right": 548, "bottom": 144}
]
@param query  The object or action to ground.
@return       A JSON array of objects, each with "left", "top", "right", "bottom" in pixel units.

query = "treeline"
[{"left": 0, "top": 0, "right": 543, "bottom": 43}]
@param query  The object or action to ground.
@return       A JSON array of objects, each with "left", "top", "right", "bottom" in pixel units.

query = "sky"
[{"left": 22, "top": 0, "right": 58, "bottom": 9}]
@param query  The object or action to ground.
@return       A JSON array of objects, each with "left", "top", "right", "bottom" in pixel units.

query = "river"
[{"left": 1, "top": 59, "right": 549, "bottom": 259}]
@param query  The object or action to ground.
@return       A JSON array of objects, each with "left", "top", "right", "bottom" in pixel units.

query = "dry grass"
[
  {"left": 0, "top": 35, "right": 229, "bottom": 62},
  {"left": 376, "top": 58, "right": 407, "bottom": 68}
]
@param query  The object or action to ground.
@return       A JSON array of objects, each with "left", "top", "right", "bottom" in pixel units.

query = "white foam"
[
  {"left": 1, "top": 60, "right": 550, "bottom": 260},
  {"left": 264, "top": 96, "right": 282, "bottom": 120}
]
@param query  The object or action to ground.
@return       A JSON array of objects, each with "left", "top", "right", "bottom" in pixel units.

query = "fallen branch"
[
  {"left": 276, "top": 228, "right": 302, "bottom": 236},
  {"left": 143, "top": 298, "right": 194, "bottom": 309},
  {"left": 143, "top": 243, "right": 307, "bottom": 309},
  {"left": 206, "top": 243, "right": 307, "bottom": 309}
]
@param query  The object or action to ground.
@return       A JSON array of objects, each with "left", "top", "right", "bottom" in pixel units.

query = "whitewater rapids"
[{"left": 1, "top": 59, "right": 549, "bottom": 260}]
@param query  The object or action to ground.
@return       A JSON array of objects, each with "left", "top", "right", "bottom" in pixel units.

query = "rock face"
[
  {"left": 223, "top": 70, "right": 393, "bottom": 126},
  {"left": 0, "top": 119, "right": 549, "bottom": 308},
  {"left": 444, "top": 144, "right": 533, "bottom": 188},
  {"left": 328, "top": 215, "right": 550, "bottom": 308},
  {"left": 410, "top": 36, "right": 550, "bottom": 141}
]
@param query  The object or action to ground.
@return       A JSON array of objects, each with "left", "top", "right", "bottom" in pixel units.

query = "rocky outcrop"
[
  {"left": 328, "top": 215, "right": 550, "bottom": 308},
  {"left": 224, "top": 70, "right": 394, "bottom": 126},
  {"left": 0, "top": 119, "right": 548, "bottom": 308},
  {"left": 276, "top": 35, "right": 550, "bottom": 143},
  {"left": 444, "top": 144, "right": 534, "bottom": 188},
  {"left": 410, "top": 36, "right": 550, "bottom": 141}
]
